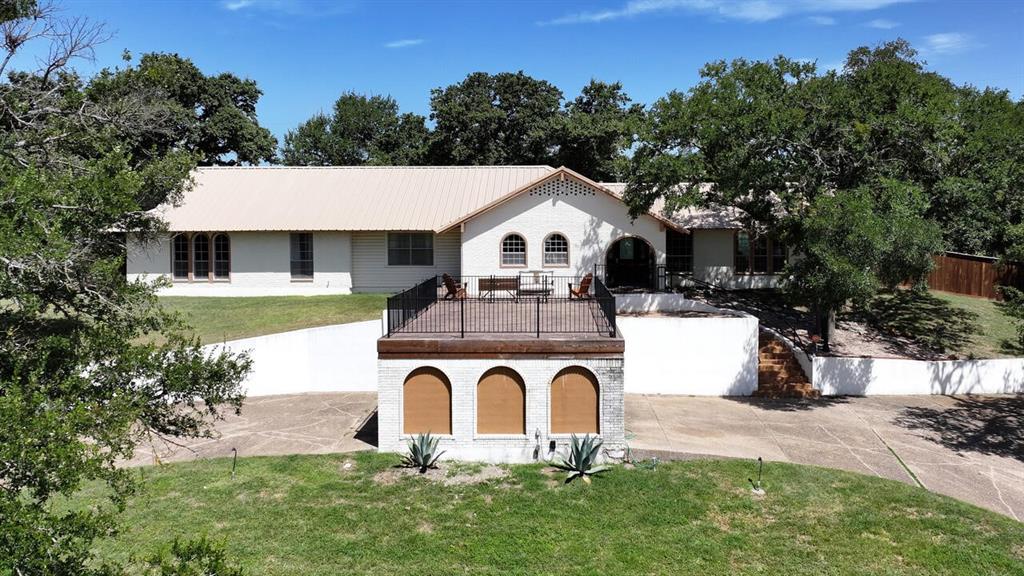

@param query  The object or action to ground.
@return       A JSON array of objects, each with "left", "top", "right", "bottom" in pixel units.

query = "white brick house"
[{"left": 126, "top": 165, "right": 788, "bottom": 296}]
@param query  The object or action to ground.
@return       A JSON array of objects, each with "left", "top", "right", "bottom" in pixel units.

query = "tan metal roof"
[
  {"left": 155, "top": 165, "right": 556, "bottom": 232},
  {"left": 153, "top": 165, "right": 739, "bottom": 233},
  {"left": 600, "top": 183, "right": 744, "bottom": 230}
]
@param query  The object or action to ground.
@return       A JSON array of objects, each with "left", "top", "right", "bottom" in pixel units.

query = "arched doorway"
[
  {"left": 605, "top": 236, "right": 655, "bottom": 290},
  {"left": 550, "top": 366, "right": 599, "bottom": 434}
]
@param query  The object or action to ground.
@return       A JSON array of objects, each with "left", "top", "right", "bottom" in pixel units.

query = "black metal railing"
[
  {"left": 385, "top": 275, "right": 438, "bottom": 336},
  {"left": 384, "top": 273, "right": 617, "bottom": 338}
]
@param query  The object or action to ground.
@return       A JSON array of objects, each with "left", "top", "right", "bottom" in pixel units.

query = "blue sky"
[{"left": 63, "top": 0, "right": 1024, "bottom": 145}]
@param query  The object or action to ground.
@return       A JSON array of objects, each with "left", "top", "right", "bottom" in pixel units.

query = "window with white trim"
[
  {"left": 543, "top": 234, "right": 569, "bottom": 267},
  {"left": 501, "top": 234, "right": 527, "bottom": 267}
]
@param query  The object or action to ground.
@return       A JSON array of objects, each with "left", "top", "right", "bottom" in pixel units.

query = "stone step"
[{"left": 756, "top": 331, "right": 818, "bottom": 399}]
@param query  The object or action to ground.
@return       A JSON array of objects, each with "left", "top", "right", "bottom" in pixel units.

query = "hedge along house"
[{"left": 126, "top": 165, "right": 789, "bottom": 296}]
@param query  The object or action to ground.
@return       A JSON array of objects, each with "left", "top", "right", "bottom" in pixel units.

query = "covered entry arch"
[{"left": 604, "top": 235, "right": 655, "bottom": 290}]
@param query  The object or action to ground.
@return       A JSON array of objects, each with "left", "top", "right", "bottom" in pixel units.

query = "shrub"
[
  {"left": 552, "top": 434, "right": 608, "bottom": 484},
  {"left": 401, "top": 432, "right": 446, "bottom": 473}
]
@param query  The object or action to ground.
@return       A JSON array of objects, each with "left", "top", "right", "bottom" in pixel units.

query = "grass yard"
[
  {"left": 931, "top": 291, "right": 1023, "bottom": 358},
  {"left": 159, "top": 294, "right": 388, "bottom": 344},
  {"left": 848, "top": 289, "right": 1024, "bottom": 359},
  {"left": 84, "top": 453, "right": 1024, "bottom": 575}
]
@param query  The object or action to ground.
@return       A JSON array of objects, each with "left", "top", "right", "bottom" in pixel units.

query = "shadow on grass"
[
  {"left": 894, "top": 395, "right": 1024, "bottom": 462},
  {"left": 846, "top": 290, "right": 981, "bottom": 359},
  {"left": 994, "top": 300, "right": 1024, "bottom": 356}
]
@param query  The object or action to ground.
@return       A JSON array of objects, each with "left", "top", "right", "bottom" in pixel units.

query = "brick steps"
[{"left": 753, "top": 332, "right": 819, "bottom": 399}]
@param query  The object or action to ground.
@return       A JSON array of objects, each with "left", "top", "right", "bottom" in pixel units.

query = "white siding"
[
  {"left": 461, "top": 180, "right": 666, "bottom": 278},
  {"left": 127, "top": 231, "right": 354, "bottom": 296},
  {"left": 351, "top": 231, "right": 461, "bottom": 293}
]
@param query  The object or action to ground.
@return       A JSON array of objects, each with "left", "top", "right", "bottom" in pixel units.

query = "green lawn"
[
  {"left": 850, "top": 289, "right": 1023, "bottom": 359},
  {"left": 159, "top": 294, "right": 388, "bottom": 344},
  {"left": 931, "top": 291, "right": 1023, "bottom": 358},
  {"left": 84, "top": 453, "right": 1024, "bottom": 575}
]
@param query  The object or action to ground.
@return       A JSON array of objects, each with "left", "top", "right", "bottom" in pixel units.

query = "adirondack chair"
[
  {"left": 568, "top": 273, "right": 593, "bottom": 299},
  {"left": 442, "top": 273, "right": 466, "bottom": 299}
]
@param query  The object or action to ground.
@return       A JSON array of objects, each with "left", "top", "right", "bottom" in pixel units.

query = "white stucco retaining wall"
[
  {"left": 204, "top": 321, "right": 380, "bottom": 396},
  {"left": 813, "top": 356, "right": 1024, "bottom": 396},
  {"left": 615, "top": 293, "right": 760, "bottom": 396}
]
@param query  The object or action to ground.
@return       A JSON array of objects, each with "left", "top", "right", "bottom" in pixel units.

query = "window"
[
  {"left": 192, "top": 233, "right": 210, "bottom": 280},
  {"left": 543, "top": 234, "right": 569, "bottom": 267},
  {"left": 550, "top": 366, "right": 599, "bottom": 434},
  {"left": 666, "top": 230, "right": 693, "bottom": 273},
  {"left": 403, "top": 367, "right": 451, "bottom": 435},
  {"left": 290, "top": 233, "right": 314, "bottom": 280},
  {"left": 477, "top": 368, "right": 526, "bottom": 435},
  {"left": 388, "top": 232, "right": 434, "bottom": 266},
  {"left": 172, "top": 234, "right": 189, "bottom": 280},
  {"left": 752, "top": 235, "right": 770, "bottom": 274},
  {"left": 735, "top": 231, "right": 787, "bottom": 274},
  {"left": 213, "top": 234, "right": 230, "bottom": 279},
  {"left": 170, "top": 232, "right": 230, "bottom": 282},
  {"left": 501, "top": 234, "right": 527, "bottom": 267},
  {"left": 771, "top": 241, "right": 787, "bottom": 274}
]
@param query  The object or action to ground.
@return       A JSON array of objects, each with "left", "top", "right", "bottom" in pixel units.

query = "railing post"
[
  {"left": 535, "top": 296, "right": 540, "bottom": 338},
  {"left": 460, "top": 295, "right": 465, "bottom": 338}
]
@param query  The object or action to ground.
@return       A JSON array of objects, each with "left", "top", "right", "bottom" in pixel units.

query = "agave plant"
[
  {"left": 401, "top": 432, "right": 446, "bottom": 473},
  {"left": 552, "top": 434, "right": 608, "bottom": 484}
]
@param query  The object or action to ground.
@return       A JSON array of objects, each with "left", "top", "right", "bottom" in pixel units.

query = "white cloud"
[
  {"left": 220, "top": 0, "right": 353, "bottom": 17},
  {"left": 384, "top": 38, "right": 425, "bottom": 49},
  {"left": 539, "top": 0, "right": 907, "bottom": 25},
  {"left": 866, "top": 18, "right": 899, "bottom": 29},
  {"left": 808, "top": 15, "right": 837, "bottom": 25},
  {"left": 923, "top": 32, "right": 975, "bottom": 55}
]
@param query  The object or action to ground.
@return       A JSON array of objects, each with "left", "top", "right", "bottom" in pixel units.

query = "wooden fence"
[{"left": 925, "top": 252, "right": 1024, "bottom": 300}]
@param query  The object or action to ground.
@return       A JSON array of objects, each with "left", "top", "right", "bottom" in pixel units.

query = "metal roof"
[
  {"left": 154, "top": 165, "right": 556, "bottom": 232},
  {"left": 600, "top": 183, "right": 744, "bottom": 230},
  {"left": 152, "top": 165, "right": 740, "bottom": 232}
]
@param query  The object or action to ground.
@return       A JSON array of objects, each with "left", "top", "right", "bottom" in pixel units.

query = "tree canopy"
[
  {"left": 0, "top": 3, "right": 251, "bottom": 573},
  {"left": 623, "top": 40, "right": 1017, "bottom": 346},
  {"left": 283, "top": 73, "right": 643, "bottom": 180},
  {"left": 89, "top": 52, "right": 278, "bottom": 167},
  {"left": 281, "top": 92, "right": 428, "bottom": 165}
]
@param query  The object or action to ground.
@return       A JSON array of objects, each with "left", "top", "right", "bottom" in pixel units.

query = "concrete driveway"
[
  {"left": 628, "top": 394, "right": 1024, "bottom": 520},
  {"left": 131, "top": 391, "right": 1023, "bottom": 519},
  {"left": 128, "top": 392, "right": 378, "bottom": 467}
]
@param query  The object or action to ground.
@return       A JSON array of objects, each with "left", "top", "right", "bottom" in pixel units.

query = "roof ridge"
[{"left": 196, "top": 165, "right": 556, "bottom": 170}]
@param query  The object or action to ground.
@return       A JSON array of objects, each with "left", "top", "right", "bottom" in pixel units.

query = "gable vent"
[{"left": 528, "top": 179, "right": 595, "bottom": 198}]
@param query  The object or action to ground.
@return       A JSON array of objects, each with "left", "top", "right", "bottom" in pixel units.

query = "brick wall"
[{"left": 378, "top": 357, "right": 625, "bottom": 463}]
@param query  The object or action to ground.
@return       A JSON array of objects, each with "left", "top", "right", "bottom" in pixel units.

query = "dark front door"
[{"left": 605, "top": 237, "right": 654, "bottom": 290}]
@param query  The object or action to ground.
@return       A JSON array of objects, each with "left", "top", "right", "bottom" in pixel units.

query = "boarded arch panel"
[
  {"left": 477, "top": 367, "right": 526, "bottom": 435},
  {"left": 550, "top": 366, "right": 599, "bottom": 434},
  {"left": 403, "top": 367, "right": 452, "bottom": 435}
]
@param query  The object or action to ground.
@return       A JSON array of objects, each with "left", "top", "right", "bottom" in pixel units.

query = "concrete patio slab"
[{"left": 128, "top": 392, "right": 377, "bottom": 467}]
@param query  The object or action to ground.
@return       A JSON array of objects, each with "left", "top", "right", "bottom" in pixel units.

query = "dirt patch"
[{"left": 373, "top": 463, "right": 508, "bottom": 487}]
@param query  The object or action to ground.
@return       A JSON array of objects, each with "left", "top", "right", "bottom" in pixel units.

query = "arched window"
[
  {"left": 172, "top": 234, "right": 190, "bottom": 280},
  {"left": 192, "top": 233, "right": 210, "bottom": 280},
  {"left": 403, "top": 367, "right": 452, "bottom": 435},
  {"left": 213, "top": 234, "right": 231, "bottom": 280},
  {"left": 543, "top": 233, "right": 569, "bottom": 267},
  {"left": 477, "top": 367, "right": 526, "bottom": 435},
  {"left": 500, "top": 233, "right": 527, "bottom": 267},
  {"left": 550, "top": 366, "right": 599, "bottom": 434}
]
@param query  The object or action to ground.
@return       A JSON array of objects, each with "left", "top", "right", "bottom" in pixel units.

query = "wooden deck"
[{"left": 379, "top": 298, "right": 622, "bottom": 358}]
